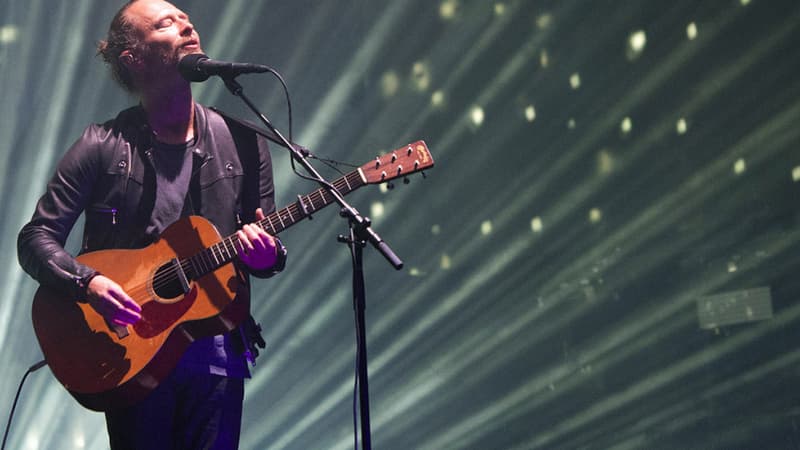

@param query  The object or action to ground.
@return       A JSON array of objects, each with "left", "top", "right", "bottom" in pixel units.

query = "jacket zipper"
[{"left": 93, "top": 207, "right": 118, "bottom": 225}]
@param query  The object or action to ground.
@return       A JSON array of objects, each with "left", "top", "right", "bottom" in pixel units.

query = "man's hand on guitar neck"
[
  {"left": 236, "top": 208, "right": 280, "bottom": 271},
  {"left": 86, "top": 275, "right": 143, "bottom": 326}
]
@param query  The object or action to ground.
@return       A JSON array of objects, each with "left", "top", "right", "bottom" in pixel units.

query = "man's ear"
[{"left": 119, "top": 50, "right": 139, "bottom": 69}]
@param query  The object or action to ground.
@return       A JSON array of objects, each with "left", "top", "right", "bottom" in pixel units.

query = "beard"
[
  {"left": 144, "top": 42, "right": 182, "bottom": 69},
  {"left": 142, "top": 36, "right": 204, "bottom": 69},
  {"left": 136, "top": 41, "right": 200, "bottom": 87},
  {"left": 128, "top": 38, "right": 204, "bottom": 92}
]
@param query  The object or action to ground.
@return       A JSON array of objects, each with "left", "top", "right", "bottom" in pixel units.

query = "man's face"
[{"left": 125, "top": 0, "right": 203, "bottom": 72}]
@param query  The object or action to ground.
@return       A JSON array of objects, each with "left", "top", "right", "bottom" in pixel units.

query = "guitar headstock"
[{"left": 360, "top": 140, "right": 434, "bottom": 185}]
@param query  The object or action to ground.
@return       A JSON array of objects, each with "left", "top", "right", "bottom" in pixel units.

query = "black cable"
[
  {"left": 260, "top": 64, "right": 389, "bottom": 198},
  {"left": 261, "top": 67, "right": 293, "bottom": 143},
  {"left": 259, "top": 66, "right": 312, "bottom": 183},
  {"left": 260, "top": 66, "right": 364, "bottom": 186},
  {"left": 2, "top": 360, "right": 47, "bottom": 450}
]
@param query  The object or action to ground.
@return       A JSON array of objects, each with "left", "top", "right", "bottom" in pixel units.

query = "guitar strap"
[{"left": 203, "top": 108, "right": 267, "bottom": 364}]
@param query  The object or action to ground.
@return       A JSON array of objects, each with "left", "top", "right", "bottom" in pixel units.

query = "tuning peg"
[
  {"left": 403, "top": 177, "right": 410, "bottom": 184},
  {"left": 386, "top": 182, "right": 395, "bottom": 190},
  {"left": 421, "top": 171, "right": 427, "bottom": 179}
]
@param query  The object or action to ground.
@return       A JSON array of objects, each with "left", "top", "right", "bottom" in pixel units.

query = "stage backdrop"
[{"left": 2, "top": 1, "right": 800, "bottom": 448}]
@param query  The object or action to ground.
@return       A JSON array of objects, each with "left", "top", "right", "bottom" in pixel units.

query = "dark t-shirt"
[
  {"left": 145, "top": 138, "right": 194, "bottom": 237},
  {"left": 147, "top": 137, "right": 248, "bottom": 378}
]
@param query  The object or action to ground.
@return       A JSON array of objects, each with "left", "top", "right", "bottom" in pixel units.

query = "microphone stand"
[{"left": 219, "top": 75, "right": 403, "bottom": 450}]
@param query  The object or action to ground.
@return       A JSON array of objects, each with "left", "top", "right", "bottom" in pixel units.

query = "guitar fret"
[
  {"left": 196, "top": 251, "right": 204, "bottom": 274},
  {"left": 217, "top": 243, "right": 228, "bottom": 263},
  {"left": 225, "top": 237, "right": 236, "bottom": 259},
  {"left": 276, "top": 210, "right": 286, "bottom": 229},
  {"left": 186, "top": 259, "right": 195, "bottom": 279},
  {"left": 205, "top": 250, "right": 214, "bottom": 271},
  {"left": 194, "top": 254, "right": 202, "bottom": 275},
  {"left": 289, "top": 205, "right": 301, "bottom": 220},
  {"left": 202, "top": 249, "right": 213, "bottom": 272},
  {"left": 350, "top": 172, "right": 363, "bottom": 191},
  {"left": 342, "top": 174, "right": 352, "bottom": 192},
  {"left": 308, "top": 192, "right": 319, "bottom": 210},
  {"left": 212, "top": 247, "right": 220, "bottom": 266},
  {"left": 193, "top": 253, "right": 202, "bottom": 275},
  {"left": 209, "top": 246, "right": 217, "bottom": 266},
  {"left": 188, "top": 255, "right": 198, "bottom": 278},
  {"left": 212, "top": 245, "right": 220, "bottom": 266},
  {"left": 191, "top": 254, "right": 201, "bottom": 276},
  {"left": 305, "top": 194, "right": 316, "bottom": 212}
]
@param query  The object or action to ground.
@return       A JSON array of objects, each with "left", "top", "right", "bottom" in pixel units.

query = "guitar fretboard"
[{"left": 184, "top": 169, "right": 365, "bottom": 279}]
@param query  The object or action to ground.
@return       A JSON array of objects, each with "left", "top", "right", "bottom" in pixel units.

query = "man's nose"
[{"left": 179, "top": 19, "right": 194, "bottom": 36}]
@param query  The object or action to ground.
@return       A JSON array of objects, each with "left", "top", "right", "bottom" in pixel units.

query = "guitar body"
[{"left": 31, "top": 216, "right": 249, "bottom": 411}]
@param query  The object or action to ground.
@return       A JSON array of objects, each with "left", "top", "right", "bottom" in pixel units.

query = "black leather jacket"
[{"left": 18, "top": 103, "right": 285, "bottom": 301}]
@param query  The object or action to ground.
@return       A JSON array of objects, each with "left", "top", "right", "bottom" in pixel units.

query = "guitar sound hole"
[{"left": 152, "top": 262, "right": 185, "bottom": 300}]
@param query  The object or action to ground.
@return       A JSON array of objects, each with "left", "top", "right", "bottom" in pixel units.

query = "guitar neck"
[
  {"left": 188, "top": 169, "right": 366, "bottom": 277},
  {"left": 259, "top": 169, "right": 365, "bottom": 235},
  {"left": 183, "top": 139, "right": 433, "bottom": 279}
]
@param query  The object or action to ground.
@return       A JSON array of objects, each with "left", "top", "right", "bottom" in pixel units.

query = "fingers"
[
  {"left": 87, "top": 275, "right": 142, "bottom": 326},
  {"left": 237, "top": 222, "right": 278, "bottom": 270},
  {"left": 94, "top": 296, "right": 141, "bottom": 326},
  {"left": 238, "top": 224, "right": 263, "bottom": 252},
  {"left": 103, "top": 296, "right": 142, "bottom": 326},
  {"left": 109, "top": 290, "right": 143, "bottom": 324}
]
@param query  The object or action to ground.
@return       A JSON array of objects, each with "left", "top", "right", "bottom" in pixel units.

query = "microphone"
[{"left": 178, "top": 53, "right": 270, "bottom": 82}]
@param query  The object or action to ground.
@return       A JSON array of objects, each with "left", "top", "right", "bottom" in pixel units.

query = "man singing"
[{"left": 17, "top": 1, "right": 286, "bottom": 448}]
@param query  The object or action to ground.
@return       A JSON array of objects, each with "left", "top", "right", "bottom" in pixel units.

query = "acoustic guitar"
[{"left": 31, "top": 141, "right": 433, "bottom": 411}]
